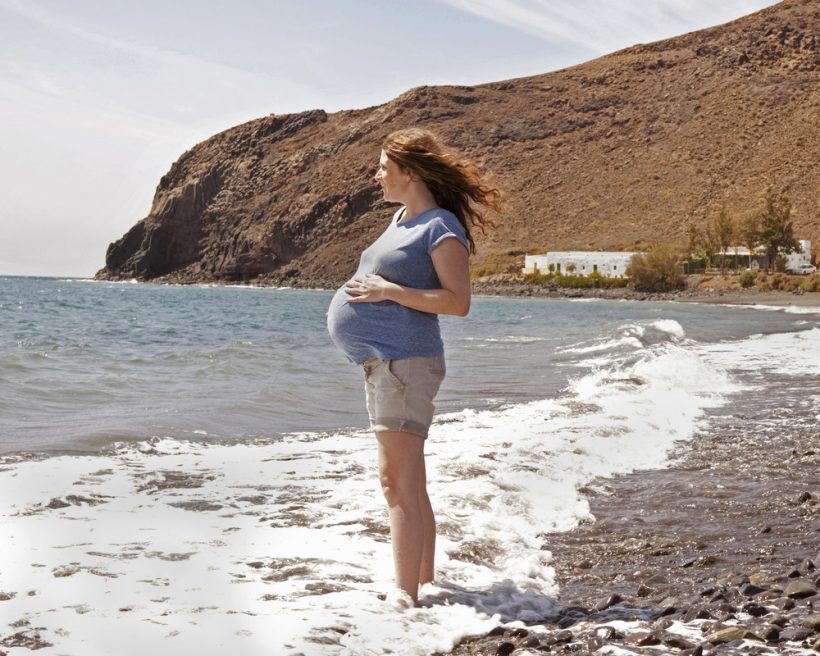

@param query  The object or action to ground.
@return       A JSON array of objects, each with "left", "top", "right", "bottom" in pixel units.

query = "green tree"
[
  {"left": 701, "top": 221, "right": 719, "bottom": 271},
  {"left": 738, "top": 211, "right": 760, "bottom": 270},
  {"left": 711, "top": 204, "right": 735, "bottom": 274},
  {"left": 626, "top": 245, "right": 686, "bottom": 292},
  {"left": 686, "top": 222, "right": 701, "bottom": 258},
  {"left": 756, "top": 187, "right": 799, "bottom": 272}
]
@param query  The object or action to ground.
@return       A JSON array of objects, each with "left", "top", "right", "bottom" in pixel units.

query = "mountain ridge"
[{"left": 96, "top": 0, "right": 819, "bottom": 285}]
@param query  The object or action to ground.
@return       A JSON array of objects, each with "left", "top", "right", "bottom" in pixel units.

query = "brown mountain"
[{"left": 96, "top": 0, "right": 819, "bottom": 286}]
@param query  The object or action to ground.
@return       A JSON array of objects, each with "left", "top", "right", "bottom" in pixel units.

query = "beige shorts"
[{"left": 363, "top": 355, "right": 446, "bottom": 439}]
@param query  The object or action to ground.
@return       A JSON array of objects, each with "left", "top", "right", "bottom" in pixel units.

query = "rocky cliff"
[{"left": 97, "top": 0, "right": 819, "bottom": 285}]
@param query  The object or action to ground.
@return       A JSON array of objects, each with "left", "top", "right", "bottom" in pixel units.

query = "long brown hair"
[{"left": 381, "top": 128, "right": 501, "bottom": 254}]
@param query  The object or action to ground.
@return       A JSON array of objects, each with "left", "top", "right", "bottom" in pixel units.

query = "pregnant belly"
[{"left": 326, "top": 288, "right": 386, "bottom": 362}]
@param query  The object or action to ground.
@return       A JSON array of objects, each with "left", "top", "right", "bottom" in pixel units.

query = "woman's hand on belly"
[
  {"left": 346, "top": 239, "right": 470, "bottom": 317},
  {"left": 345, "top": 273, "right": 397, "bottom": 303}
]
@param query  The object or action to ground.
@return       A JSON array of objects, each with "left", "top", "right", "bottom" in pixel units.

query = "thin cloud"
[
  {"left": 0, "top": 0, "right": 237, "bottom": 74},
  {"left": 437, "top": 0, "right": 780, "bottom": 54}
]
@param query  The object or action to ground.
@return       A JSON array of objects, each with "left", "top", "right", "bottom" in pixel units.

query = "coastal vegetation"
[
  {"left": 688, "top": 187, "right": 802, "bottom": 274},
  {"left": 523, "top": 271, "right": 629, "bottom": 289},
  {"left": 625, "top": 245, "right": 686, "bottom": 293}
]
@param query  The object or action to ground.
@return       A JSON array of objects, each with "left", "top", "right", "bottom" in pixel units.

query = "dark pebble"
[
  {"left": 769, "top": 615, "right": 789, "bottom": 627},
  {"left": 785, "top": 580, "right": 817, "bottom": 599},
  {"left": 742, "top": 584, "right": 767, "bottom": 597},
  {"left": 586, "top": 636, "right": 605, "bottom": 651},
  {"left": 509, "top": 628, "right": 529, "bottom": 639},
  {"left": 794, "top": 491, "right": 813, "bottom": 505},
  {"left": 684, "top": 606, "right": 712, "bottom": 622},
  {"left": 787, "top": 568, "right": 803, "bottom": 578},
  {"left": 595, "top": 626, "right": 617, "bottom": 640},
  {"left": 653, "top": 617, "right": 674, "bottom": 630},
  {"left": 557, "top": 616, "right": 576, "bottom": 629},
  {"left": 683, "top": 646, "right": 704, "bottom": 656},
  {"left": 637, "top": 585, "right": 654, "bottom": 597},
  {"left": 699, "top": 587, "right": 716, "bottom": 597},
  {"left": 743, "top": 603, "right": 770, "bottom": 617},
  {"left": 487, "top": 626, "right": 506, "bottom": 637},
  {"left": 663, "top": 634, "right": 696, "bottom": 650},
  {"left": 593, "top": 593, "right": 622, "bottom": 611},
  {"left": 494, "top": 641, "right": 515, "bottom": 656},
  {"left": 780, "top": 598, "right": 796, "bottom": 611},
  {"left": 553, "top": 630, "right": 573, "bottom": 644},
  {"left": 624, "top": 631, "right": 661, "bottom": 646},
  {"left": 803, "top": 559, "right": 817, "bottom": 572},
  {"left": 760, "top": 624, "right": 781, "bottom": 641},
  {"left": 780, "top": 626, "right": 813, "bottom": 641},
  {"left": 520, "top": 636, "right": 542, "bottom": 649}
]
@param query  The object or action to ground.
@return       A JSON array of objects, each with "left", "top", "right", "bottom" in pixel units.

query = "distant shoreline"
[
  {"left": 470, "top": 279, "right": 820, "bottom": 309},
  {"left": 36, "top": 273, "right": 820, "bottom": 309}
]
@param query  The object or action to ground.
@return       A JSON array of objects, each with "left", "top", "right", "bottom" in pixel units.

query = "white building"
[
  {"left": 523, "top": 251, "right": 640, "bottom": 278},
  {"left": 722, "top": 239, "right": 811, "bottom": 270},
  {"left": 785, "top": 240, "right": 812, "bottom": 270}
]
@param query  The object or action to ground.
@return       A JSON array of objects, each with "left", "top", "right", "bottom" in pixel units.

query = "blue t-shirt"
[{"left": 326, "top": 207, "right": 469, "bottom": 364}]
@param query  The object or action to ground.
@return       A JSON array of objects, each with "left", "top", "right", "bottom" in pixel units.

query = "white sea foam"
[
  {"left": 557, "top": 319, "right": 687, "bottom": 356},
  {"left": 0, "top": 324, "right": 745, "bottom": 655},
  {"left": 691, "top": 302, "right": 820, "bottom": 315},
  {"left": 698, "top": 326, "right": 820, "bottom": 377}
]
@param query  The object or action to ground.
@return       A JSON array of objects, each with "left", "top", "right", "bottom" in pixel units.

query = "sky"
[{"left": 0, "top": 0, "right": 779, "bottom": 277}]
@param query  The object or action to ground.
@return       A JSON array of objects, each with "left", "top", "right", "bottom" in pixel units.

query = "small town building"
[
  {"left": 721, "top": 239, "right": 811, "bottom": 271},
  {"left": 785, "top": 240, "right": 812, "bottom": 270},
  {"left": 523, "top": 251, "right": 640, "bottom": 278}
]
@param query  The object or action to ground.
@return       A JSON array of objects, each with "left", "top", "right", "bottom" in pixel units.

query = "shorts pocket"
[{"left": 385, "top": 359, "right": 407, "bottom": 388}]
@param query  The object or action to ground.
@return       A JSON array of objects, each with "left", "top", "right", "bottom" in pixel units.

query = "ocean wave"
[
  {"left": 557, "top": 318, "right": 687, "bottom": 357},
  {"left": 0, "top": 334, "right": 739, "bottom": 655}
]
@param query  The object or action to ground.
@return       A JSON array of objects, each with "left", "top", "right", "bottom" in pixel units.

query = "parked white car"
[{"left": 785, "top": 263, "right": 817, "bottom": 275}]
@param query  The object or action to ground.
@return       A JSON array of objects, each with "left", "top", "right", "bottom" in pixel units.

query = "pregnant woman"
[{"left": 327, "top": 127, "right": 501, "bottom": 603}]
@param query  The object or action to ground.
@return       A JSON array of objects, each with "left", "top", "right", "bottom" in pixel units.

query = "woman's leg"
[
  {"left": 418, "top": 457, "right": 436, "bottom": 585},
  {"left": 376, "top": 430, "right": 425, "bottom": 601}
]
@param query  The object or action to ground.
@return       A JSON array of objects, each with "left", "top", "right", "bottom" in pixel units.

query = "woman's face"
[{"left": 374, "top": 150, "right": 411, "bottom": 203}]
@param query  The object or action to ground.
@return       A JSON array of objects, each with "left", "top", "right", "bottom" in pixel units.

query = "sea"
[{"left": 1, "top": 275, "right": 819, "bottom": 655}]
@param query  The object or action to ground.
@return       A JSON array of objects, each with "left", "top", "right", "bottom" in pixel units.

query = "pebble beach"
[{"left": 448, "top": 358, "right": 820, "bottom": 655}]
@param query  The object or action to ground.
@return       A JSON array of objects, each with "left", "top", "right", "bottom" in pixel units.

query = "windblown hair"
[{"left": 382, "top": 128, "right": 501, "bottom": 254}]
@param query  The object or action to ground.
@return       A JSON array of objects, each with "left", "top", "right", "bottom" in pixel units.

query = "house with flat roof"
[{"left": 523, "top": 251, "right": 640, "bottom": 278}]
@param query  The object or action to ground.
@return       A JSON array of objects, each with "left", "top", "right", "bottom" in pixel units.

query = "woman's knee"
[{"left": 379, "top": 466, "right": 419, "bottom": 507}]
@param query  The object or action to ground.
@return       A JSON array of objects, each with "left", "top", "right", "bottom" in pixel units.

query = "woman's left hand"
[{"left": 345, "top": 274, "right": 396, "bottom": 303}]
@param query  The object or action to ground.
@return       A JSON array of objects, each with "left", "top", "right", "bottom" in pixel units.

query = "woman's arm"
[{"left": 345, "top": 238, "right": 471, "bottom": 316}]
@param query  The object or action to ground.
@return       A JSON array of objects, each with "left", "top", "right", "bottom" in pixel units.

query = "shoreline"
[
  {"left": 470, "top": 279, "right": 820, "bottom": 309},
  {"left": 448, "top": 366, "right": 820, "bottom": 654},
  {"left": 88, "top": 274, "right": 820, "bottom": 309}
]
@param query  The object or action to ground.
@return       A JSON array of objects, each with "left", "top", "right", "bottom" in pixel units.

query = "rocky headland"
[{"left": 96, "top": 0, "right": 819, "bottom": 287}]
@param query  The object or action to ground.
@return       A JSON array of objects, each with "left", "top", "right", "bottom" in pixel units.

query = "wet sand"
[{"left": 448, "top": 371, "right": 820, "bottom": 654}]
